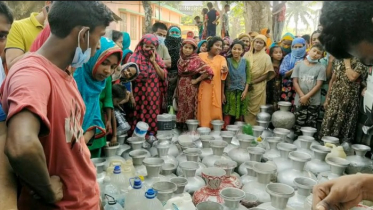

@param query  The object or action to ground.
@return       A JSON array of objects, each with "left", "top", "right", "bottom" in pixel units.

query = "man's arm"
[
  {"left": 0, "top": 121, "right": 17, "bottom": 210},
  {"left": 6, "top": 110, "right": 58, "bottom": 203},
  {"left": 5, "top": 23, "right": 26, "bottom": 70},
  {"left": 162, "top": 45, "right": 172, "bottom": 68}
]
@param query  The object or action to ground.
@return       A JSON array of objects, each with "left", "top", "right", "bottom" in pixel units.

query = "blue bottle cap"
[
  {"left": 133, "top": 178, "right": 142, "bottom": 189},
  {"left": 113, "top": 165, "right": 121, "bottom": 174},
  {"left": 145, "top": 188, "right": 157, "bottom": 199}
]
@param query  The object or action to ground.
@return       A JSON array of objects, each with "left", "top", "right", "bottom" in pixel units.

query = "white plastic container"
[
  {"left": 134, "top": 121, "right": 149, "bottom": 138},
  {"left": 109, "top": 166, "right": 128, "bottom": 207},
  {"left": 157, "top": 114, "right": 173, "bottom": 131},
  {"left": 164, "top": 193, "right": 195, "bottom": 210},
  {"left": 124, "top": 178, "right": 147, "bottom": 210}
]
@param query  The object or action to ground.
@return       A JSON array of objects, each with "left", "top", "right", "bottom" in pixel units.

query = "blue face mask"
[
  {"left": 169, "top": 27, "right": 181, "bottom": 38},
  {"left": 306, "top": 55, "right": 319, "bottom": 63},
  {"left": 71, "top": 29, "right": 91, "bottom": 68},
  {"left": 156, "top": 35, "right": 165, "bottom": 45}
]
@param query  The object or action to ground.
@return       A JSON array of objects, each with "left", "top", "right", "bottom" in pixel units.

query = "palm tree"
[{"left": 286, "top": 1, "right": 316, "bottom": 36}]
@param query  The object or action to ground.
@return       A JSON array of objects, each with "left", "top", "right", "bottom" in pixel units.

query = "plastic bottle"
[
  {"left": 124, "top": 177, "right": 147, "bottom": 210},
  {"left": 104, "top": 194, "right": 124, "bottom": 210},
  {"left": 115, "top": 109, "right": 130, "bottom": 135},
  {"left": 109, "top": 166, "right": 127, "bottom": 208},
  {"left": 147, "top": 132, "right": 157, "bottom": 146},
  {"left": 142, "top": 189, "right": 164, "bottom": 210}
]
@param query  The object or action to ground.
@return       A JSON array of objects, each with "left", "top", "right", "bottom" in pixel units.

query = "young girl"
[
  {"left": 292, "top": 44, "right": 326, "bottom": 136},
  {"left": 197, "top": 40, "right": 207, "bottom": 53},
  {"left": 267, "top": 46, "right": 284, "bottom": 109},
  {"left": 73, "top": 37, "right": 123, "bottom": 158},
  {"left": 223, "top": 40, "right": 251, "bottom": 126},
  {"left": 175, "top": 39, "right": 214, "bottom": 130},
  {"left": 221, "top": 37, "right": 231, "bottom": 57}
]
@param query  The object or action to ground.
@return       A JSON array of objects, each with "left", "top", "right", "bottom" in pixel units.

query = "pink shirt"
[{"left": 1, "top": 54, "right": 99, "bottom": 210}]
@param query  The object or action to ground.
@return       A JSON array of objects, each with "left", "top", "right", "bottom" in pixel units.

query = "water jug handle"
[
  {"left": 129, "top": 177, "right": 140, "bottom": 188},
  {"left": 325, "top": 143, "right": 336, "bottom": 149},
  {"left": 172, "top": 203, "right": 180, "bottom": 210}
]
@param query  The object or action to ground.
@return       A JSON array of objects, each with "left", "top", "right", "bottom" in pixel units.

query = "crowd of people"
[{"left": 0, "top": 1, "right": 372, "bottom": 210}]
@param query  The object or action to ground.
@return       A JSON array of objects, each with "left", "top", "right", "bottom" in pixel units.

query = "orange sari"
[{"left": 197, "top": 52, "right": 228, "bottom": 127}]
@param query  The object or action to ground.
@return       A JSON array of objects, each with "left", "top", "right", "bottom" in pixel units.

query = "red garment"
[
  {"left": 127, "top": 34, "right": 168, "bottom": 135},
  {"left": 175, "top": 39, "right": 213, "bottom": 123},
  {"left": 1, "top": 54, "right": 99, "bottom": 209},
  {"left": 30, "top": 24, "right": 51, "bottom": 52},
  {"left": 186, "top": 31, "right": 194, "bottom": 39}
]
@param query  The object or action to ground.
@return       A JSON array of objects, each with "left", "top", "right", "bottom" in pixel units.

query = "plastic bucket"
[{"left": 134, "top": 121, "right": 149, "bottom": 137}]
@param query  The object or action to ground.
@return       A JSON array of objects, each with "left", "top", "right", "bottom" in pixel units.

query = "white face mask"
[
  {"left": 156, "top": 35, "right": 165, "bottom": 45},
  {"left": 71, "top": 29, "right": 91, "bottom": 68}
]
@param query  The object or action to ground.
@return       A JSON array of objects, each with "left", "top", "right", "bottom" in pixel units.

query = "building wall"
[{"left": 103, "top": 1, "right": 183, "bottom": 51}]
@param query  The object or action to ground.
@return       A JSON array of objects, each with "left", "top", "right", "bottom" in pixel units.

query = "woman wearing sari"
[
  {"left": 73, "top": 37, "right": 122, "bottom": 158},
  {"left": 127, "top": 34, "right": 167, "bottom": 135},
  {"left": 244, "top": 34, "right": 274, "bottom": 125},
  {"left": 175, "top": 39, "right": 214, "bottom": 130},
  {"left": 165, "top": 26, "right": 182, "bottom": 110},
  {"left": 122, "top": 32, "right": 133, "bottom": 65},
  {"left": 238, "top": 33, "right": 252, "bottom": 56},
  {"left": 198, "top": 36, "right": 228, "bottom": 127}
]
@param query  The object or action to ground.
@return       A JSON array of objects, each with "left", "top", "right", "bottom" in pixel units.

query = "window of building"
[
  {"left": 120, "top": 12, "right": 127, "bottom": 32},
  {"left": 130, "top": 14, "right": 137, "bottom": 40}
]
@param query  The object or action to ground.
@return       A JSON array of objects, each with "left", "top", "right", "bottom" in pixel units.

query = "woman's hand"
[
  {"left": 222, "top": 94, "right": 226, "bottom": 104},
  {"left": 109, "top": 137, "right": 117, "bottom": 146},
  {"left": 323, "top": 100, "right": 329, "bottom": 110},
  {"left": 241, "top": 91, "right": 247, "bottom": 101},
  {"left": 312, "top": 174, "right": 367, "bottom": 210},
  {"left": 191, "top": 79, "right": 198, "bottom": 85},
  {"left": 362, "top": 87, "right": 367, "bottom": 97},
  {"left": 221, "top": 66, "right": 228, "bottom": 74},
  {"left": 150, "top": 50, "right": 156, "bottom": 64}
]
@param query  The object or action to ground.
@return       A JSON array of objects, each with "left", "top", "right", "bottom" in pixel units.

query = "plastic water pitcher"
[
  {"left": 109, "top": 166, "right": 127, "bottom": 207},
  {"left": 104, "top": 195, "right": 124, "bottom": 210},
  {"left": 124, "top": 177, "right": 147, "bottom": 210},
  {"left": 325, "top": 143, "right": 347, "bottom": 160},
  {"left": 164, "top": 193, "right": 195, "bottom": 210},
  {"left": 140, "top": 189, "right": 164, "bottom": 210}
]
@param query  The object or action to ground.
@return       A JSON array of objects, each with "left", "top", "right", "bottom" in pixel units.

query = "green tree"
[
  {"left": 160, "top": 1, "right": 183, "bottom": 8},
  {"left": 286, "top": 1, "right": 315, "bottom": 36}
]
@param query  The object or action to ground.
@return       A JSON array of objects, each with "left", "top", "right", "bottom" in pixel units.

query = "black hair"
[
  {"left": 112, "top": 84, "right": 127, "bottom": 100},
  {"left": 194, "top": 16, "right": 200, "bottom": 20},
  {"left": 48, "top": 1, "right": 114, "bottom": 38},
  {"left": 310, "top": 30, "right": 321, "bottom": 41},
  {"left": 227, "top": 39, "right": 245, "bottom": 58},
  {"left": 193, "top": 36, "right": 199, "bottom": 39},
  {"left": 202, "top": 8, "right": 208, "bottom": 14},
  {"left": 269, "top": 46, "right": 284, "bottom": 62},
  {"left": 112, "top": 30, "right": 123, "bottom": 42},
  {"left": 207, "top": 2, "right": 213, "bottom": 8},
  {"left": 152, "top": 22, "right": 167, "bottom": 33},
  {"left": 310, "top": 43, "right": 324, "bottom": 52},
  {"left": 319, "top": 1, "right": 373, "bottom": 59},
  {"left": 0, "top": 2, "right": 13, "bottom": 24},
  {"left": 302, "top": 34, "right": 310, "bottom": 44},
  {"left": 206, "top": 36, "right": 224, "bottom": 52}
]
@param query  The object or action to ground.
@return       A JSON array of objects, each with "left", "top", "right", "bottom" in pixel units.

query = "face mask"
[
  {"left": 71, "top": 29, "right": 91, "bottom": 68},
  {"left": 156, "top": 36, "right": 165, "bottom": 45},
  {"left": 306, "top": 55, "right": 319, "bottom": 63},
  {"left": 169, "top": 27, "right": 181, "bottom": 38},
  {"left": 292, "top": 47, "right": 306, "bottom": 58}
]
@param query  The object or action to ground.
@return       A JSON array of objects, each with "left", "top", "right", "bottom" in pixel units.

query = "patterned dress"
[
  {"left": 319, "top": 58, "right": 368, "bottom": 142},
  {"left": 127, "top": 34, "right": 168, "bottom": 135},
  {"left": 175, "top": 40, "right": 214, "bottom": 123}
]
